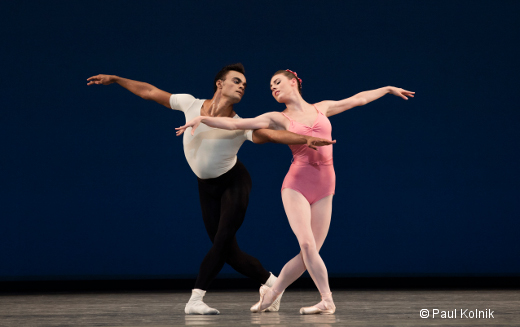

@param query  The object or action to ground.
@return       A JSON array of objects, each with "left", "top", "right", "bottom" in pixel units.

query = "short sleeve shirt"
[{"left": 170, "top": 94, "right": 253, "bottom": 179}]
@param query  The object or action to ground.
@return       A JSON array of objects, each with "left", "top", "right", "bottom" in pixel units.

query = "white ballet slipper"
[
  {"left": 185, "top": 289, "right": 220, "bottom": 315},
  {"left": 262, "top": 273, "right": 284, "bottom": 312},
  {"left": 264, "top": 273, "right": 277, "bottom": 287},
  {"left": 265, "top": 289, "right": 284, "bottom": 312}
]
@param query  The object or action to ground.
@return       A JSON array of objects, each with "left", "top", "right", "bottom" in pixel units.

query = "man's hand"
[
  {"left": 87, "top": 74, "right": 116, "bottom": 86},
  {"left": 306, "top": 136, "right": 336, "bottom": 150}
]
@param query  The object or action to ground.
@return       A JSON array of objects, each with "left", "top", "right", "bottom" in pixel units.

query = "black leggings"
[{"left": 194, "top": 160, "right": 271, "bottom": 290}]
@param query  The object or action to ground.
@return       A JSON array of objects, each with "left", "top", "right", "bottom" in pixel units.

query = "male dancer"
[{"left": 87, "top": 64, "right": 334, "bottom": 315}]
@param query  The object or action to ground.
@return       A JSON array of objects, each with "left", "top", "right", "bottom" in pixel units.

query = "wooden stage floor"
[{"left": 1, "top": 289, "right": 518, "bottom": 326}]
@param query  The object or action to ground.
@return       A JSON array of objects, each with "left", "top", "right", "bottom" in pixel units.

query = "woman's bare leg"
[
  {"left": 259, "top": 190, "right": 333, "bottom": 309},
  {"left": 271, "top": 192, "right": 333, "bottom": 292}
]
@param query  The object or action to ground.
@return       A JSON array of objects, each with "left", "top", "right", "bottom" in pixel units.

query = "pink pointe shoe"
[
  {"left": 299, "top": 292, "right": 336, "bottom": 315},
  {"left": 250, "top": 285, "right": 281, "bottom": 313}
]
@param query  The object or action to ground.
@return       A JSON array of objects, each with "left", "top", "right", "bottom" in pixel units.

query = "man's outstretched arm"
[
  {"left": 87, "top": 74, "right": 171, "bottom": 108},
  {"left": 252, "top": 129, "right": 336, "bottom": 150}
]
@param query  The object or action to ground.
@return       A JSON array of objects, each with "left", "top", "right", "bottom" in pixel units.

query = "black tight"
[{"left": 194, "top": 160, "right": 271, "bottom": 290}]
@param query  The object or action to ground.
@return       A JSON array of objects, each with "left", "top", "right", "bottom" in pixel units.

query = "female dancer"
[{"left": 176, "top": 70, "right": 414, "bottom": 314}]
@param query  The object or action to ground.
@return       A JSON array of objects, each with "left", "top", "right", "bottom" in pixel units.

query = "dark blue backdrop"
[{"left": 1, "top": 0, "right": 519, "bottom": 281}]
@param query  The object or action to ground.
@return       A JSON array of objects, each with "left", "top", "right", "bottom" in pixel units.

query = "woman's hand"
[
  {"left": 388, "top": 87, "right": 415, "bottom": 100},
  {"left": 176, "top": 116, "right": 204, "bottom": 136},
  {"left": 306, "top": 136, "right": 337, "bottom": 150}
]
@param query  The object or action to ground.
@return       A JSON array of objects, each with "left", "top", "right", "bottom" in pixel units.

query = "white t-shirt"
[{"left": 170, "top": 94, "right": 253, "bottom": 179}]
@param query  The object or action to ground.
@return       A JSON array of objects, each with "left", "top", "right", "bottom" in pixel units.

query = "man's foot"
[
  {"left": 265, "top": 289, "right": 284, "bottom": 312},
  {"left": 185, "top": 289, "right": 220, "bottom": 315},
  {"left": 263, "top": 273, "right": 283, "bottom": 312}
]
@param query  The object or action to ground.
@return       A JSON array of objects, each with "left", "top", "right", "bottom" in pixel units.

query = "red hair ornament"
[{"left": 285, "top": 69, "right": 302, "bottom": 87}]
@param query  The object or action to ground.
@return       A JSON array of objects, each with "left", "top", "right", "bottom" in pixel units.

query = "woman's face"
[{"left": 270, "top": 74, "right": 296, "bottom": 103}]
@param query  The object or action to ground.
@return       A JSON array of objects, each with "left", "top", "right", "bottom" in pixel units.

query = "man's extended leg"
[
  {"left": 186, "top": 161, "right": 272, "bottom": 314},
  {"left": 225, "top": 238, "right": 270, "bottom": 284},
  {"left": 195, "top": 160, "right": 270, "bottom": 288}
]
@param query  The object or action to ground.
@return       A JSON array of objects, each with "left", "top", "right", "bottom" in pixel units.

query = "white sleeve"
[
  {"left": 244, "top": 129, "right": 253, "bottom": 142},
  {"left": 234, "top": 114, "right": 254, "bottom": 142},
  {"left": 169, "top": 94, "right": 196, "bottom": 112}
]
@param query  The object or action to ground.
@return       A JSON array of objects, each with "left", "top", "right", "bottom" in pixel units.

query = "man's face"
[{"left": 220, "top": 71, "right": 247, "bottom": 103}]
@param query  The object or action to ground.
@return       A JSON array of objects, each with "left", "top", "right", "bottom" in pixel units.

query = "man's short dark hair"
[{"left": 213, "top": 63, "right": 245, "bottom": 93}]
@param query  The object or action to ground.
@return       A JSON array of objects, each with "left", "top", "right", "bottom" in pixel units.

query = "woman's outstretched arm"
[
  {"left": 175, "top": 112, "right": 336, "bottom": 149},
  {"left": 175, "top": 112, "right": 280, "bottom": 136},
  {"left": 318, "top": 86, "right": 415, "bottom": 117}
]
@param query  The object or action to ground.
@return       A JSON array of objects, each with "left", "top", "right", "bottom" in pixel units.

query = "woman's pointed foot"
[
  {"left": 250, "top": 285, "right": 282, "bottom": 313},
  {"left": 299, "top": 292, "right": 335, "bottom": 315},
  {"left": 250, "top": 285, "right": 270, "bottom": 313}
]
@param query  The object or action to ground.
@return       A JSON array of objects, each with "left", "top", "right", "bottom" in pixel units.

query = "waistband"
[
  {"left": 197, "top": 159, "right": 247, "bottom": 183},
  {"left": 291, "top": 158, "right": 333, "bottom": 166}
]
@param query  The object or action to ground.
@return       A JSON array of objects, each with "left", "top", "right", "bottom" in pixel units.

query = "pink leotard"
[{"left": 281, "top": 105, "right": 335, "bottom": 204}]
